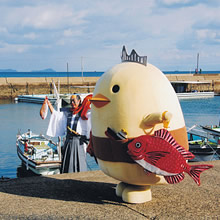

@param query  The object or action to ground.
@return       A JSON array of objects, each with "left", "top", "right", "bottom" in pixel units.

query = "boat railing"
[{"left": 187, "top": 124, "right": 212, "bottom": 140}]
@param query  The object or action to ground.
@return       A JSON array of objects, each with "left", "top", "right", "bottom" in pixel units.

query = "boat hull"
[
  {"left": 17, "top": 94, "right": 57, "bottom": 104},
  {"left": 16, "top": 131, "right": 61, "bottom": 176},
  {"left": 17, "top": 146, "right": 61, "bottom": 175},
  {"left": 189, "top": 142, "right": 217, "bottom": 162},
  {"left": 177, "top": 92, "right": 214, "bottom": 99}
]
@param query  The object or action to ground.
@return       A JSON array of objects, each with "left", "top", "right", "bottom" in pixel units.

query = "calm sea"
[
  {"left": 0, "top": 70, "right": 220, "bottom": 78},
  {"left": 0, "top": 97, "right": 220, "bottom": 179},
  {"left": 0, "top": 72, "right": 104, "bottom": 78}
]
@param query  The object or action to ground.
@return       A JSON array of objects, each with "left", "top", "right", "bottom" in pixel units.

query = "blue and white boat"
[
  {"left": 16, "top": 130, "right": 61, "bottom": 175},
  {"left": 187, "top": 125, "right": 220, "bottom": 162},
  {"left": 16, "top": 94, "right": 57, "bottom": 104}
]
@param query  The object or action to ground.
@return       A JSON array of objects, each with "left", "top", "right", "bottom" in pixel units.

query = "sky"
[{"left": 0, "top": 0, "right": 220, "bottom": 72}]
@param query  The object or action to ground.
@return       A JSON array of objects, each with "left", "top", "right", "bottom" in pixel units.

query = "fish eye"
[
  {"left": 112, "top": 85, "right": 120, "bottom": 93},
  {"left": 135, "top": 142, "right": 141, "bottom": 148}
]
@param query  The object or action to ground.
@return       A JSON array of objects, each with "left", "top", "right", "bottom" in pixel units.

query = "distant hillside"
[
  {"left": 31, "top": 68, "right": 56, "bottom": 72},
  {"left": 0, "top": 69, "right": 17, "bottom": 72}
]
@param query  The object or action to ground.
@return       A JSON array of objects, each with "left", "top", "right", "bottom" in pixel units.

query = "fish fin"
[
  {"left": 188, "top": 164, "right": 213, "bottom": 186},
  {"left": 146, "top": 151, "right": 170, "bottom": 166},
  {"left": 164, "top": 173, "right": 185, "bottom": 184},
  {"left": 154, "top": 129, "right": 195, "bottom": 160}
]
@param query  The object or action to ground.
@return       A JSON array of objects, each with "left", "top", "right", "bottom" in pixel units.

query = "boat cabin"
[{"left": 171, "top": 81, "right": 213, "bottom": 93}]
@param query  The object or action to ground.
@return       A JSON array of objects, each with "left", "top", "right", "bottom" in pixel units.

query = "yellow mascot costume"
[{"left": 89, "top": 46, "right": 190, "bottom": 204}]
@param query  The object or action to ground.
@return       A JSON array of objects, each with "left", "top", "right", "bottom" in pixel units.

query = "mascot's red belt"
[{"left": 92, "top": 127, "right": 189, "bottom": 163}]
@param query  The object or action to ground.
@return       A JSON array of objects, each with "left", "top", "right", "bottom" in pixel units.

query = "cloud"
[
  {"left": 175, "top": 4, "right": 220, "bottom": 51},
  {"left": 2, "top": 5, "right": 88, "bottom": 30},
  {"left": 158, "top": 0, "right": 191, "bottom": 6},
  {"left": 196, "top": 29, "right": 220, "bottom": 45},
  {"left": 0, "top": 42, "right": 31, "bottom": 53},
  {"left": 23, "top": 32, "right": 38, "bottom": 40},
  {"left": 155, "top": 0, "right": 218, "bottom": 8},
  {"left": 0, "top": 27, "right": 8, "bottom": 34},
  {"left": 0, "top": 0, "right": 220, "bottom": 71},
  {"left": 63, "top": 29, "right": 83, "bottom": 38}
]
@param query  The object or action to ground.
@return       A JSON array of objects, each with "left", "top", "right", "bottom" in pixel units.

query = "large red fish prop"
[{"left": 127, "top": 129, "right": 213, "bottom": 186}]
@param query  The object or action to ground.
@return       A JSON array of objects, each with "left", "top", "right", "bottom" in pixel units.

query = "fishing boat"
[
  {"left": 16, "top": 129, "right": 61, "bottom": 175},
  {"left": 188, "top": 124, "right": 220, "bottom": 144},
  {"left": 16, "top": 93, "right": 91, "bottom": 106},
  {"left": 171, "top": 81, "right": 214, "bottom": 99},
  {"left": 188, "top": 140, "right": 218, "bottom": 162},
  {"left": 17, "top": 94, "right": 57, "bottom": 104},
  {"left": 201, "top": 125, "right": 220, "bottom": 141},
  {"left": 187, "top": 125, "right": 220, "bottom": 162}
]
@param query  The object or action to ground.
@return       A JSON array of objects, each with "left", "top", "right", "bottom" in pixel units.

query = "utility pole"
[{"left": 196, "top": 53, "right": 199, "bottom": 74}]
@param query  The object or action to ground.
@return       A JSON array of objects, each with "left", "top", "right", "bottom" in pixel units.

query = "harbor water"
[
  {"left": 0, "top": 96, "right": 220, "bottom": 179},
  {"left": 0, "top": 70, "right": 220, "bottom": 78}
]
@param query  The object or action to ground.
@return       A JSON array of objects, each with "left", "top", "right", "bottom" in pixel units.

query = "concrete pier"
[
  {"left": 0, "top": 74, "right": 220, "bottom": 99},
  {"left": 0, "top": 160, "right": 219, "bottom": 219}
]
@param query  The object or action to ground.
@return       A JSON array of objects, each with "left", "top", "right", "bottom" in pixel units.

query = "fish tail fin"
[
  {"left": 164, "top": 173, "right": 185, "bottom": 184},
  {"left": 188, "top": 164, "right": 213, "bottom": 186}
]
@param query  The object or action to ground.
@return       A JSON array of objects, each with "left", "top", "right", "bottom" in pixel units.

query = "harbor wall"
[
  {"left": 0, "top": 77, "right": 99, "bottom": 99},
  {"left": 166, "top": 74, "right": 220, "bottom": 94},
  {"left": 0, "top": 74, "right": 220, "bottom": 99}
]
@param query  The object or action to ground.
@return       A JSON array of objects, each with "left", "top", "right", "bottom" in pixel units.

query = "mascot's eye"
[
  {"left": 112, "top": 85, "right": 120, "bottom": 93},
  {"left": 135, "top": 142, "right": 141, "bottom": 148}
]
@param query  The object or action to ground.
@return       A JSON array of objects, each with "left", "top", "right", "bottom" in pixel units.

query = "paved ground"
[{"left": 0, "top": 160, "right": 219, "bottom": 219}]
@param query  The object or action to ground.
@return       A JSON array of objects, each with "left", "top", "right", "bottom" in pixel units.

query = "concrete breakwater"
[
  {"left": 0, "top": 77, "right": 99, "bottom": 99},
  {"left": 0, "top": 74, "right": 220, "bottom": 99},
  {"left": 167, "top": 73, "right": 220, "bottom": 95}
]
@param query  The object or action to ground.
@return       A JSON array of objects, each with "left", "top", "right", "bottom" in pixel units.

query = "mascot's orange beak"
[{"left": 90, "top": 94, "right": 110, "bottom": 108}]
